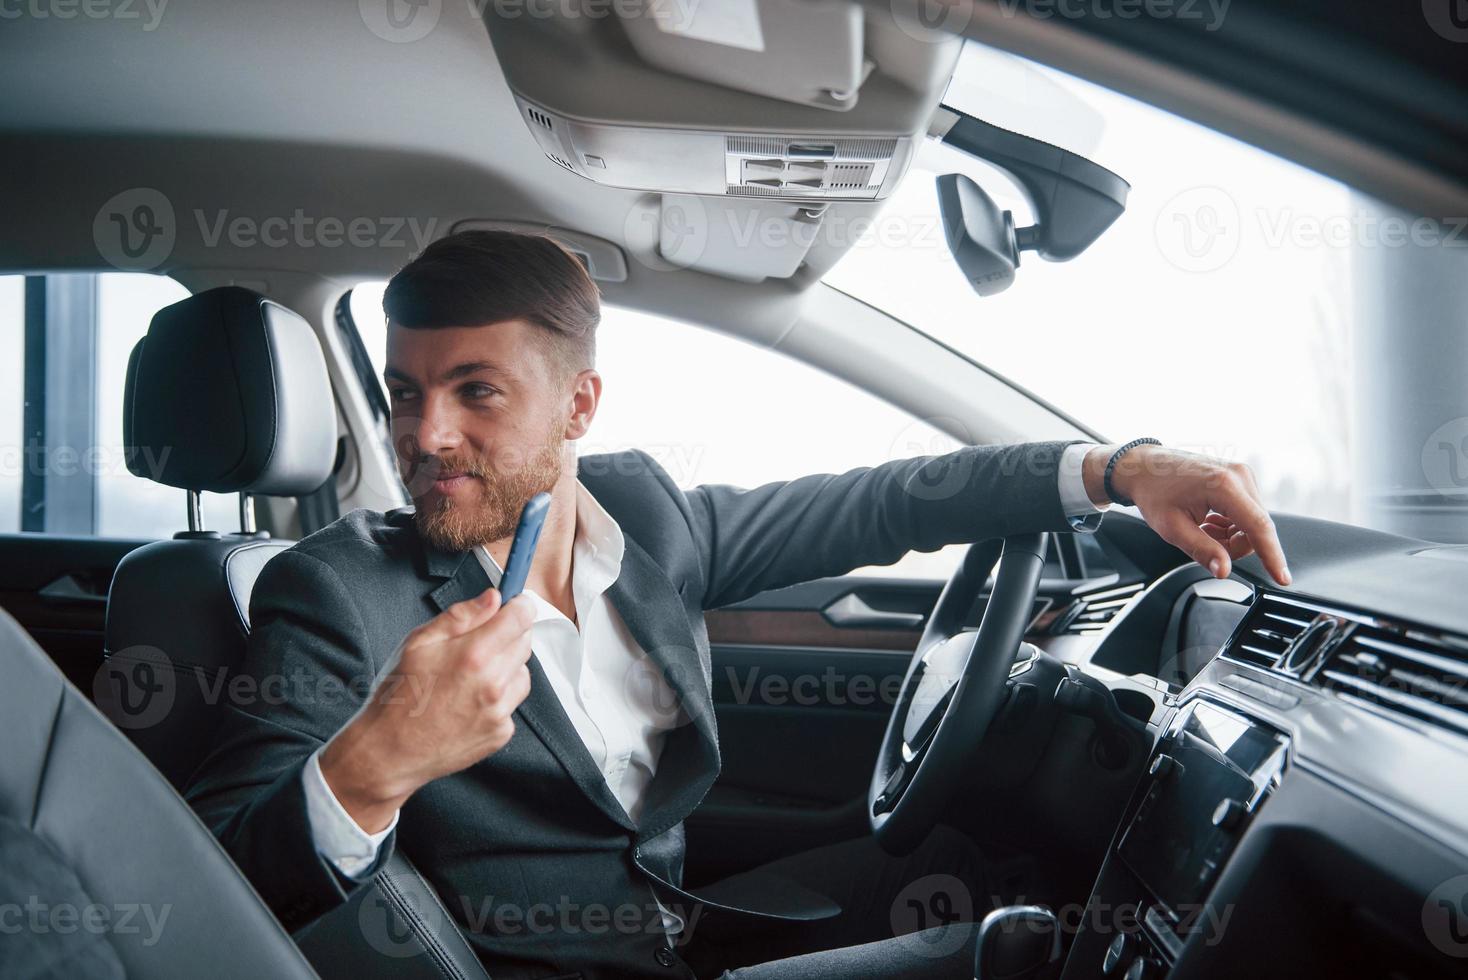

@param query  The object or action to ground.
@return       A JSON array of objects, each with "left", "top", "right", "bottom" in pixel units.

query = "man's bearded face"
[
  {"left": 384, "top": 319, "right": 570, "bottom": 554},
  {"left": 403, "top": 419, "right": 563, "bottom": 553}
]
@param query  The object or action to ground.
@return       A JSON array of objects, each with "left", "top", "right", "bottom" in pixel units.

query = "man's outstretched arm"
[{"left": 682, "top": 439, "right": 1290, "bottom": 611}]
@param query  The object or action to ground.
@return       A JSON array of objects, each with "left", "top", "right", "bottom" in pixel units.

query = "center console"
[{"left": 1062, "top": 699, "right": 1290, "bottom": 979}]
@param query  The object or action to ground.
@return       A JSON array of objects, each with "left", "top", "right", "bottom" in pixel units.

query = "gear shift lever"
[{"left": 974, "top": 905, "right": 1060, "bottom": 980}]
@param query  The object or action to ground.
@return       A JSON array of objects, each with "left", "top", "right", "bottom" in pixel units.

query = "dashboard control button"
[
  {"left": 1124, "top": 955, "right": 1160, "bottom": 980},
  {"left": 1212, "top": 798, "right": 1248, "bottom": 832},
  {"left": 1148, "top": 754, "right": 1176, "bottom": 780},
  {"left": 1103, "top": 933, "right": 1132, "bottom": 975}
]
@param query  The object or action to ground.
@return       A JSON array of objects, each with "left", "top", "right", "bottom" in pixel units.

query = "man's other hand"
[
  {"left": 319, "top": 589, "right": 536, "bottom": 833},
  {"left": 1082, "top": 444, "right": 1292, "bottom": 587}
]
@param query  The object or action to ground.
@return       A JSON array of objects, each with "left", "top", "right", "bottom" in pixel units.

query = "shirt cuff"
[
  {"left": 302, "top": 748, "right": 397, "bottom": 880},
  {"left": 1058, "top": 442, "right": 1110, "bottom": 532}
]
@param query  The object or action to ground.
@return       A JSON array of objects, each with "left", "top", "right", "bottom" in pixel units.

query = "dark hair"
[{"left": 383, "top": 230, "right": 599, "bottom": 375}]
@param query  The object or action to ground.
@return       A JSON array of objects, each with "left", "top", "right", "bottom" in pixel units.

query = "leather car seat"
[
  {"left": 1, "top": 605, "right": 320, "bottom": 979},
  {"left": 94, "top": 286, "right": 491, "bottom": 980}
]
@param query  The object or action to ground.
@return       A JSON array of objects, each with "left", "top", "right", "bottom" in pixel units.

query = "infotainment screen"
[{"left": 1118, "top": 702, "right": 1287, "bottom": 913}]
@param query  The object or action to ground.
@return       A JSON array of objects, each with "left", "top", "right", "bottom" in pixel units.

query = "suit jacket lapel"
[
  {"left": 607, "top": 537, "right": 717, "bottom": 750},
  {"left": 415, "top": 509, "right": 719, "bottom": 835},
  {"left": 607, "top": 537, "right": 720, "bottom": 837}
]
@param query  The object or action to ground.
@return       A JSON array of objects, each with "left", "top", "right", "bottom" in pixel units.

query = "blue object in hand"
[{"left": 498, "top": 492, "right": 551, "bottom": 602}]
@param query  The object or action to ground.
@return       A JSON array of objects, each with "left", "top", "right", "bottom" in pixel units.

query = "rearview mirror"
[
  {"left": 934, "top": 106, "right": 1131, "bottom": 297},
  {"left": 936, "top": 173, "right": 1019, "bottom": 297}
]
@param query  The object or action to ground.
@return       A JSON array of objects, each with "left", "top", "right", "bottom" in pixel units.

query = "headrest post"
[
  {"left": 238, "top": 493, "right": 257, "bottom": 535},
  {"left": 186, "top": 490, "right": 204, "bottom": 533}
]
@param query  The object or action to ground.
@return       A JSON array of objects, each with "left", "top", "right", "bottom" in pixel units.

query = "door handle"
[
  {"left": 38, "top": 574, "right": 108, "bottom": 608},
  {"left": 822, "top": 593, "right": 924, "bottom": 629}
]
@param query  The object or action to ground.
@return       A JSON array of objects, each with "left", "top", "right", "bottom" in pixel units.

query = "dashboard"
[{"left": 1050, "top": 513, "right": 1468, "bottom": 979}]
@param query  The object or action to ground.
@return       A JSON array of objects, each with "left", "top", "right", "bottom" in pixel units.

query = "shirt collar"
[{"left": 471, "top": 480, "right": 624, "bottom": 623}]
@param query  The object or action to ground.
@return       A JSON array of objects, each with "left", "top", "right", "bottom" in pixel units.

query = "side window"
[
  {"left": 345, "top": 288, "right": 967, "bottom": 579},
  {"left": 0, "top": 273, "right": 238, "bottom": 538},
  {"left": 0, "top": 277, "right": 23, "bottom": 533},
  {"left": 591, "top": 306, "right": 968, "bottom": 580}
]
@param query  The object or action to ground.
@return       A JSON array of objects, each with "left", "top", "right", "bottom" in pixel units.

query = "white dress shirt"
[{"left": 303, "top": 446, "right": 1107, "bottom": 876}]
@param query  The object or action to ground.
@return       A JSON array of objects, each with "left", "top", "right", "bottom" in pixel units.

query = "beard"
[{"left": 408, "top": 426, "right": 565, "bottom": 553}]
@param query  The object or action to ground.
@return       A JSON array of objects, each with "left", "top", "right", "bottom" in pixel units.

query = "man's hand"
[
  {"left": 1082, "top": 444, "right": 1291, "bottom": 587},
  {"left": 319, "top": 589, "right": 536, "bottom": 833}
]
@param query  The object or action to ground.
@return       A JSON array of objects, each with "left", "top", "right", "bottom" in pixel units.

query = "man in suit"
[{"left": 186, "top": 231, "right": 1289, "bottom": 979}]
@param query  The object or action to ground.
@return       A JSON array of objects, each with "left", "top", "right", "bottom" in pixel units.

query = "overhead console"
[{"left": 480, "top": 0, "right": 959, "bottom": 202}]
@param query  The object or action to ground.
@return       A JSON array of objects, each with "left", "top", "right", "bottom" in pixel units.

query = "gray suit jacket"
[{"left": 185, "top": 441, "right": 1084, "bottom": 979}]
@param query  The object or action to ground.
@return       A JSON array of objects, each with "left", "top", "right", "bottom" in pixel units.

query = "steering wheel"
[{"left": 869, "top": 533, "right": 1050, "bottom": 854}]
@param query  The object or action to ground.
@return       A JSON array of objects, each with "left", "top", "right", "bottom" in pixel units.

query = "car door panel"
[
  {"left": 686, "top": 569, "right": 1081, "bottom": 884},
  {"left": 0, "top": 534, "right": 147, "bottom": 694}
]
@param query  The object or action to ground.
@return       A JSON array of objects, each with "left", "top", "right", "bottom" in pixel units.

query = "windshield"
[{"left": 828, "top": 42, "right": 1409, "bottom": 532}]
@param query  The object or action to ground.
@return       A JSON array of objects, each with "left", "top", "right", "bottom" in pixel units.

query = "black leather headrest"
[{"left": 125, "top": 287, "right": 337, "bottom": 496}]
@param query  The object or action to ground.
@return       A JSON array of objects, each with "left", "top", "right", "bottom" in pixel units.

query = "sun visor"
[
  {"left": 618, "top": 0, "right": 868, "bottom": 112},
  {"left": 652, "top": 195, "right": 826, "bottom": 282}
]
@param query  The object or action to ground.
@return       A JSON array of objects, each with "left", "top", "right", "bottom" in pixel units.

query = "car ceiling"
[{"left": 0, "top": 0, "right": 1464, "bottom": 337}]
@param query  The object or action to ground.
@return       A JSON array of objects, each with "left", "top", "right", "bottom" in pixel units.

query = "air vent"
[
  {"left": 545, "top": 153, "right": 576, "bottom": 173},
  {"left": 1058, "top": 581, "right": 1145, "bottom": 635},
  {"left": 1223, "top": 594, "right": 1315, "bottom": 669},
  {"left": 1315, "top": 626, "right": 1468, "bottom": 736},
  {"left": 526, "top": 106, "right": 554, "bottom": 131}
]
